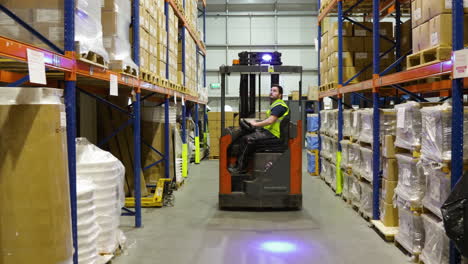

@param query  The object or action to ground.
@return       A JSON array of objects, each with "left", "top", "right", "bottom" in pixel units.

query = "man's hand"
[
  {"left": 249, "top": 115, "right": 278, "bottom": 127},
  {"left": 249, "top": 120, "right": 259, "bottom": 127}
]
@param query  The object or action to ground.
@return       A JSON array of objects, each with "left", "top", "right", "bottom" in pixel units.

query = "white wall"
[{"left": 204, "top": 14, "right": 318, "bottom": 106}]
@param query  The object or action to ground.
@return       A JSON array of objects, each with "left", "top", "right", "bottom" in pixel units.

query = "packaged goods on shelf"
[
  {"left": 0, "top": 87, "right": 73, "bottom": 264},
  {"left": 320, "top": 110, "right": 330, "bottom": 135},
  {"left": 396, "top": 198, "right": 425, "bottom": 254},
  {"left": 359, "top": 108, "right": 396, "bottom": 144},
  {"left": 330, "top": 109, "right": 338, "bottom": 137},
  {"left": 102, "top": 0, "right": 138, "bottom": 72},
  {"left": 307, "top": 150, "right": 318, "bottom": 175},
  {"left": 421, "top": 160, "right": 450, "bottom": 219},
  {"left": 359, "top": 146, "right": 373, "bottom": 182},
  {"left": 340, "top": 140, "right": 351, "bottom": 168},
  {"left": 330, "top": 162, "right": 337, "bottom": 190},
  {"left": 343, "top": 109, "right": 353, "bottom": 137},
  {"left": 382, "top": 178, "right": 398, "bottom": 204},
  {"left": 350, "top": 175, "right": 362, "bottom": 204},
  {"left": 360, "top": 182, "right": 373, "bottom": 217},
  {"left": 321, "top": 157, "right": 330, "bottom": 183},
  {"left": 342, "top": 172, "right": 352, "bottom": 200},
  {"left": 395, "top": 154, "right": 425, "bottom": 206},
  {"left": 330, "top": 138, "right": 338, "bottom": 163},
  {"left": 76, "top": 180, "right": 100, "bottom": 264},
  {"left": 420, "top": 213, "right": 449, "bottom": 264},
  {"left": 382, "top": 134, "right": 396, "bottom": 158},
  {"left": 320, "top": 135, "right": 330, "bottom": 160},
  {"left": 394, "top": 101, "right": 422, "bottom": 150},
  {"left": 76, "top": 138, "right": 125, "bottom": 254},
  {"left": 306, "top": 133, "right": 319, "bottom": 151},
  {"left": 349, "top": 143, "right": 361, "bottom": 173},
  {"left": 350, "top": 109, "right": 361, "bottom": 139},
  {"left": 307, "top": 113, "right": 319, "bottom": 133},
  {"left": 421, "top": 103, "right": 468, "bottom": 163}
]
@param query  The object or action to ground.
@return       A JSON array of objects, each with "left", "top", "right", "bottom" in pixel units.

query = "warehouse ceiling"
[{"left": 206, "top": 0, "right": 318, "bottom": 13}]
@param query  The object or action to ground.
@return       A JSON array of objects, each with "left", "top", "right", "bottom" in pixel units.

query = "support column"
[
  {"left": 336, "top": 0, "right": 344, "bottom": 194},
  {"left": 195, "top": 103, "right": 200, "bottom": 164},
  {"left": 133, "top": 90, "right": 142, "bottom": 227},
  {"left": 182, "top": 102, "right": 188, "bottom": 177}
]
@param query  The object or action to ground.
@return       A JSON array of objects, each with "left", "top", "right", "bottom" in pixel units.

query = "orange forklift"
[{"left": 217, "top": 58, "right": 303, "bottom": 210}]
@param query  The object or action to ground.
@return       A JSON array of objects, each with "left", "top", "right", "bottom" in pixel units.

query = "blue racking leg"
[
  {"left": 195, "top": 103, "right": 200, "bottom": 164},
  {"left": 133, "top": 91, "right": 142, "bottom": 227},
  {"left": 371, "top": 0, "right": 381, "bottom": 220},
  {"left": 165, "top": 96, "right": 170, "bottom": 178}
]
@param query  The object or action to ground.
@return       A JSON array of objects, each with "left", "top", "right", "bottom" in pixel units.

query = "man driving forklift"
[{"left": 229, "top": 85, "right": 289, "bottom": 174}]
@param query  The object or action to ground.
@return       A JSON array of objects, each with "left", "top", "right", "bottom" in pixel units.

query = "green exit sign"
[{"left": 210, "top": 83, "right": 221, "bottom": 89}]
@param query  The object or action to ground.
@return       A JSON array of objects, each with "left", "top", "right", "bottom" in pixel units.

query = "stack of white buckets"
[{"left": 76, "top": 138, "right": 126, "bottom": 263}]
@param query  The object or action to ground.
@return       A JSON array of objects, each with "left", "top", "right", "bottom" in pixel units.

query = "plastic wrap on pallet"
[
  {"left": 349, "top": 143, "right": 361, "bottom": 174},
  {"left": 321, "top": 158, "right": 330, "bottom": 184},
  {"left": 340, "top": 140, "right": 351, "bottom": 168},
  {"left": 330, "top": 109, "right": 338, "bottom": 137},
  {"left": 76, "top": 0, "right": 109, "bottom": 61},
  {"left": 320, "top": 110, "right": 330, "bottom": 135},
  {"left": 394, "top": 102, "right": 422, "bottom": 150},
  {"left": 420, "top": 213, "right": 449, "bottom": 264},
  {"left": 421, "top": 160, "right": 450, "bottom": 219},
  {"left": 359, "top": 146, "right": 373, "bottom": 183},
  {"left": 330, "top": 139, "right": 338, "bottom": 163},
  {"left": 306, "top": 133, "right": 319, "bottom": 151},
  {"left": 381, "top": 109, "right": 397, "bottom": 138},
  {"left": 360, "top": 181, "right": 373, "bottom": 217},
  {"left": 342, "top": 172, "right": 352, "bottom": 200},
  {"left": 350, "top": 175, "right": 361, "bottom": 204},
  {"left": 102, "top": 0, "right": 138, "bottom": 72},
  {"left": 359, "top": 108, "right": 373, "bottom": 144},
  {"left": 351, "top": 109, "right": 361, "bottom": 140},
  {"left": 307, "top": 151, "right": 317, "bottom": 174},
  {"left": 396, "top": 199, "right": 425, "bottom": 254},
  {"left": 421, "top": 103, "right": 468, "bottom": 163},
  {"left": 395, "top": 154, "right": 425, "bottom": 206},
  {"left": 320, "top": 135, "right": 330, "bottom": 160},
  {"left": 77, "top": 179, "right": 100, "bottom": 264},
  {"left": 76, "top": 138, "right": 126, "bottom": 254},
  {"left": 343, "top": 109, "right": 353, "bottom": 137},
  {"left": 307, "top": 114, "right": 319, "bottom": 132},
  {"left": 330, "top": 163, "right": 337, "bottom": 190}
]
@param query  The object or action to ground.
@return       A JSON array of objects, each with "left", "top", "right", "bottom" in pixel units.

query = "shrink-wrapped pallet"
[
  {"left": 421, "top": 103, "right": 468, "bottom": 163},
  {"left": 359, "top": 146, "right": 373, "bottom": 182},
  {"left": 421, "top": 160, "right": 450, "bottom": 219},
  {"left": 307, "top": 113, "right": 319, "bottom": 133},
  {"left": 343, "top": 109, "right": 353, "bottom": 137},
  {"left": 420, "top": 213, "right": 449, "bottom": 264},
  {"left": 360, "top": 181, "right": 373, "bottom": 218},
  {"left": 394, "top": 101, "right": 422, "bottom": 150},
  {"left": 395, "top": 154, "right": 425, "bottom": 206},
  {"left": 349, "top": 143, "right": 361, "bottom": 173},
  {"left": 306, "top": 133, "right": 319, "bottom": 151},
  {"left": 395, "top": 198, "right": 425, "bottom": 254},
  {"left": 340, "top": 140, "right": 351, "bottom": 168}
]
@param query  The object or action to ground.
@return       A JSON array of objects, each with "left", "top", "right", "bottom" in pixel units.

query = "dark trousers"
[{"left": 237, "top": 128, "right": 278, "bottom": 170}]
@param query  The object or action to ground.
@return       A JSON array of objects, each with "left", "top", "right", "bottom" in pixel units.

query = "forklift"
[{"left": 217, "top": 51, "right": 303, "bottom": 210}]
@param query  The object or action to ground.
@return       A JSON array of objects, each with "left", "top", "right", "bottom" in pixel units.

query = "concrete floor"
[{"left": 114, "top": 156, "right": 409, "bottom": 264}]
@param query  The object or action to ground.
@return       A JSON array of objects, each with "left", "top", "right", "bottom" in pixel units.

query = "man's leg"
[{"left": 236, "top": 129, "right": 277, "bottom": 172}]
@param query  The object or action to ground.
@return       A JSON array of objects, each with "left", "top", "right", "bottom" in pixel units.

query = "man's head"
[{"left": 270, "top": 85, "right": 283, "bottom": 101}]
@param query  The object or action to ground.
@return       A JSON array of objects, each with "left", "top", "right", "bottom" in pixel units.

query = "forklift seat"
[{"left": 255, "top": 115, "right": 291, "bottom": 153}]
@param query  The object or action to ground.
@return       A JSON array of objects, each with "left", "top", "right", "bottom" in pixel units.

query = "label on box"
[
  {"left": 414, "top": 8, "right": 422, "bottom": 21},
  {"left": 36, "top": 9, "right": 61, "bottom": 23},
  {"left": 60, "top": 111, "right": 67, "bottom": 128},
  {"left": 103, "top": 37, "right": 112, "bottom": 49},
  {"left": 355, "top": 29, "right": 366, "bottom": 37},
  {"left": 397, "top": 108, "right": 405, "bottom": 128},
  {"left": 431, "top": 176, "right": 441, "bottom": 201},
  {"left": 431, "top": 32, "right": 439, "bottom": 46},
  {"left": 356, "top": 52, "right": 368, "bottom": 59}
]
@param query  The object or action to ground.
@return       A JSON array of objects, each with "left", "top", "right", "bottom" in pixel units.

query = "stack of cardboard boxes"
[
  {"left": 208, "top": 112, "right": 239, "bottom": 158},
  {"left": 320, "top": 21, "right": 394, "bottom": 85},
  {"left": 177, "top": 28, "right": 198, "bottom": 92},
  {"left": 167, "top": 5, "right": 179, "bottom": 84},
  {"left": 381, "top": 139, "right": 399, "bottom": 227},
  {"left": 411, "top": 0, "right": 468, "bottom": 53}
]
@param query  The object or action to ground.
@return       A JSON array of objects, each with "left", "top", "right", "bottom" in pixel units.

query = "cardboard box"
[
  {"left": 363, "top": 37, "right": 395, "bottom": 52},
  {"left": 329, "top": 21, "right": 353, "bottom": 38},
  {"left": 400, "top": 19, "right": 412, "bottom": 54},
  {"left": 412, "top": 22, "right": 430, "bottom": 53},
  {"left": 33, "top": 8, "right": 63, "bottom": 23},
  {"left": 149, "top": 55, "right": 157, "bottom": 74},
  {"left": 383, "top": 158, "right": 398, "bottom": 181},
  {"left": 31, "top": 23, "right": 64, "bottom": 47},
  {"left": 291, "top": 91, "right": 300, "bottom": 100},
  {"left": 329, "top": 67, "right": 360, "bottom": 83},
  {"left": 307, "top": 86, "right": 319, "bottom": 101},
  {"left": 101, "top": 11, "right": 119, "bottom": 36},
  {"left": 411, "top": 0, "right": 429, "bottom": 28},
  {"left": 382, "top": 179, "right": 398, "bottom": 204},
  {"left": 353, "top": 22, "right": 373, "bottom": 37},
  {"left": 429, "top": 14, "right": 452, "bottom": 48},
  {"left": 329, "top": 52, "right": 354, "bottom": 67},
  {"left": 381, "top": 200, "right": 399, "bottom": 227},
  {"left": 427, "top": 0, "right": 453, "bottom": 20},
  {"left": 330, "top": 37, "right": 365, "bottom": 52},
  {"left": 140, "top": 48, "right": 149, "bottom": 71},
  {"left": 354, "top": 52, "right": 372, "bottom": 67},
  {"left": 379, "top": 22, "right": 394, "bottom": 38}
]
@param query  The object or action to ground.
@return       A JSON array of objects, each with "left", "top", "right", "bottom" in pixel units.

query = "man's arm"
[{"left": 250, "top": 115, "right": 278, "bottom": 127}]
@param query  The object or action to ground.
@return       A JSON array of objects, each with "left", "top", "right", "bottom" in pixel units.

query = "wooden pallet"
[
  {"left": 109, "top": 60, "right": 138, "bottom": 77},
  {"left": 371, "top": 220, "right": 398, "bottom": 242},
  {"left": 395, "top": 145, "right": 421, "bottom": 158},
  {"left": 209, "top": 155, "right": 219, "bottom": 160},
  {"left": 359, "top": 210, "right": 371, "bottom": 222},
  {"left": 319, "top": 82, "right": 338, "bottom": 92},
  {"left": 407, "top": 46, "right": 451, "bottom": 70},
  {"left": 394, "top": 236, "right": 421, "bottom": 263},
  {"left": 140, "top": 71, "right": 156, "bottom": 83},
  {"left": 76, "top": 42, "right": 108, "bottom": 68}
]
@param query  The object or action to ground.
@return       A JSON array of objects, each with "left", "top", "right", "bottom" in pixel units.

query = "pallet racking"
[
  {"left": 317, "top": 0, "right": 464, "bottom": 263},
  {"left": 0, "top": 0, "right": 207, "bottom": 263}
]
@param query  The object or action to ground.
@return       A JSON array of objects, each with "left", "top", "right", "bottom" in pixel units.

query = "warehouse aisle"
[{"left": 115, "top": 155, "right": 408, "bottom": 264}]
